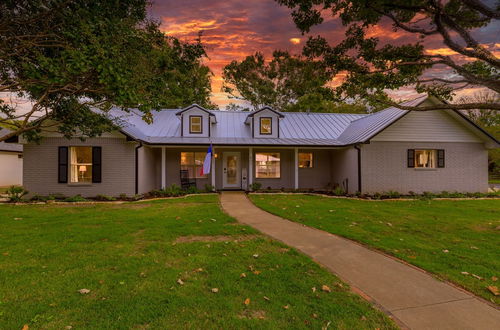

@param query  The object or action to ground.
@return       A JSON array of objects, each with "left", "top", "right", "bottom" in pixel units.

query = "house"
[
  {"left": 14, "top": 95, "right": 499, "bottom": 197},
  {"left": 0, "top": 129, "right": 23, "bottom": 187}
]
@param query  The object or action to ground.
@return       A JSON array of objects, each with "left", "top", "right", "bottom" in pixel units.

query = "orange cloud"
[{"left": 289, "top": 38, "right": 301, "bottom": 45}]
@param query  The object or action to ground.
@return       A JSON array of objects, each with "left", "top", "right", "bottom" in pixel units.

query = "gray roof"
[
  {"left": 337, "top": 96, "right": 428, "bottom": 144},
  {"left": 109, "top": 94, "right": 494, "bottom": 147},
  {"left": 0, "top": 129, "right": 23, "bottom": 152},
  {"left": 109, "top": 107, "right": 367, "bottom": 146}
]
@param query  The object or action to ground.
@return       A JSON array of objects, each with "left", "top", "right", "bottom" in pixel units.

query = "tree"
[
  {"left": 0, "top": 0, "right": 214, "bottom": 142},
  {"left": 458, "top": 91, "right": 500, "bottom": 127},
  {"left": 458, "top": 91, "right": 500, "bottom": 177},
  {"left": 222, "top": 50, "right": 335, "bottom": 111},
  {"left": 276, "top": 0, "right": 500, "bottom": 111}
]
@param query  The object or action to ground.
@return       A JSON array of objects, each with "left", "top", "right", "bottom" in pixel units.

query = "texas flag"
[{"left": 200, "top": 144, "right": 212, "bottom": 176}]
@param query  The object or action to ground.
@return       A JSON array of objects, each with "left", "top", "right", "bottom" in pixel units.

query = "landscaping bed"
[
  {"left": 0, "top": 195, "right": 396, "bottom": 329},
  {"left": 250, "top": 194, "right": 500, "bottom": 305}
]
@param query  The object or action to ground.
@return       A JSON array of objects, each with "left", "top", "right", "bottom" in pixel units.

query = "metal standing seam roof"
[
  {"left": 0, "top": 129, "right": 23, "bottom": 152},
  {"left": 108, "top": 95, "right": 436, "bottom": 146}
]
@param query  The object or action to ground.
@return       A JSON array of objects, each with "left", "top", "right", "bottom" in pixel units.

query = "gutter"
[
  {"left": 135, "top": 141, "right": 143, "bottom": 195},
  {"left": 354, "top": 144, "right": 362, "bottom": 193}
]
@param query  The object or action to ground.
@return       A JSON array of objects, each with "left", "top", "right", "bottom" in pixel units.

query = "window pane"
[
  {"left": 180, "top": 152, "right": 207, "bottom": 178},
  {"left": 70, "top": 147, "right": 92, "bottom": 183},
  {"left": 255, "top": 153, "right": 280, "bottom": 178},
  {"left": 181, "top": 152, "right": 194, "bottom": 165},
  {"left": 260, "top": 118, "right": 272, "bottom": 134},
  {"left": 299, "top": 153, "right": 313, "bottom": 168},
  {"left": 415, "top": 150, "right": 436, "bottom": 168},
  {"left": 190, "top": 116, "right": 202, "bottom": 133},
  {"left": 195, "top": 152, "right": 205, "bottom": 165}
]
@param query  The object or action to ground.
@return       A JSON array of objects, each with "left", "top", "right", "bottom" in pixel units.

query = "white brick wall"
[
  {"left": 23, "top": 137, "right": 137, "bottom": 197},
  {"left": 361, "top": 142, "right": 488, "bottom": 193}
]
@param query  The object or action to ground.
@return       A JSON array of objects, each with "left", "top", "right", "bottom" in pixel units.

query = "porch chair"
[{"left": 180, "top": 170, "right": 196, "bottom": 190}]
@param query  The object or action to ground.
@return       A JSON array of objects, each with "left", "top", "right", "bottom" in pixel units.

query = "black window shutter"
[
  {"left": 437, "top": 149, "right": 445, "bottom": 168},
  {"left": 407, "top": 149, "right": 415, "bottom": 168},
  {"left": 58, "top": 147, "right": 68, "bottom": 183},
  {"left": 92, "top": 147, "right": 102, "bottom": 183}
]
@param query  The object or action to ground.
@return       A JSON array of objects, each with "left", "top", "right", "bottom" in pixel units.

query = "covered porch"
[{"left": 137, "top": 145, "right": 360, "bottom": 194}]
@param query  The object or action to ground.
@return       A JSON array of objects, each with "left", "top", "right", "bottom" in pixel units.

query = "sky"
[
  {"left": 2, "top": 0, "right": 498, "bottom": 115},
  {"left": 150, "top": 0, "right": 499, "bottom": 108}
]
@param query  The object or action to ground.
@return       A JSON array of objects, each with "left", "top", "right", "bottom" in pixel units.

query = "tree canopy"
[
  {"left": 276, "top": 0, "right": 500, "bottom": 111},
  {"left": 0, "top": 0, "right": 214, "bottom": 142},
  {"left": 222, "top": 50, "right": 337, "bottom": 111}
]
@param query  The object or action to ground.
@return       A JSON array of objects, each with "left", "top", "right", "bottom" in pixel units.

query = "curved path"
[{"left": 220, "top": 191, "right": 500, "bottom": 330}]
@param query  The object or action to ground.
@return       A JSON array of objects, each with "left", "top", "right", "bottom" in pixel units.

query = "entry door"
[{"left": 223, "top": 152, "right": 241, "bottom": 189}]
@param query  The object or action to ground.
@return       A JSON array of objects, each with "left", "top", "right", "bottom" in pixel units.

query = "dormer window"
[
  {"left": 189, "top": 116, "right": 202, "bottom": 134},
  {"left": 260, "top": 117, "right": 272, "bottom": 135}
]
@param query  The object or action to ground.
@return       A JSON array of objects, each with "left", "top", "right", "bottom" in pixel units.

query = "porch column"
[
  {"left": 248, "top": 147, "right": 253, "bottom": 190},
  {"left": 161, "top": 147, "right": 166, "bottom": 189},
  {"left": 294, "top": 147, "right": 299, "bottom": 190},
  {"left": 211, "top": 148, "right": 216, "bottom": 190}
]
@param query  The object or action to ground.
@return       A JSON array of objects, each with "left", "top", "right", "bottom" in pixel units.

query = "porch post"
[
  {"left": 248, "top": 147, "right": 253, "bottom": 190},
  {"left": 294, "top": 147, "right": 298, "bottom": 190},
  {"left": 161, "top": 147, "right": 166, "bottom": 189},
  {"left": 211, "top": 148, "right": 216, "bottom": 190}
]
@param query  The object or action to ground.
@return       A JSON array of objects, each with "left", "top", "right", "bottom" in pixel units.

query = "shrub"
[
  {"left": 30, "top": 194, "right": 49, "bottom": 202},
  {"left": 63, "top": 195, "right": 87, "bottom": 202},
  {"left": 119, "top": 193, "right": 128, "bottom": 200},
  {"left": 204, "top": 184, "right": 215, "bottom": 193},
  {"left": 249, "top": 182, "right": 262, "bottom": 191},
  {"left": 94, "top": 194, "right": 116, "bottom": 201},
  {"left": 184, "top": 185, "right": 200, "bottom": 195},
  {"left": 332, "top": 186, "right": 346, "bottom": 196},
  {"left": 48, "top": 193, "right": 65, "bottom": 200},
  {"left": 385, "top": 190, "right": 401, "bottom": 199},
  {"left": 6, "top": 186, "right": 28, "bottom": 202}
]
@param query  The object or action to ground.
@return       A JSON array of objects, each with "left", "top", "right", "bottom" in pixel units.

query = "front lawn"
[
  {"left": 0, "top": 196, "right": 395, "bottom": 329},
  {"left": 250, "top": 194, "right": 500, "bottom": 305}
]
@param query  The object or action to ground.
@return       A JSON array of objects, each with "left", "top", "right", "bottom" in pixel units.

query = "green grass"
[
  {"left": 489, "top": 179, "right": 500, "bottom": 184},
  {"left": 250, "top": 194, "right": 500, "bottom": 305},
  {"left": 0, "top": 195, "right": 396, "bottom": 329}
]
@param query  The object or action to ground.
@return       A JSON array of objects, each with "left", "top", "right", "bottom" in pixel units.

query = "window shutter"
[
  {"left": 92, "top": 146, "right": 102, "bottom": 183},
  {"left": 437, "top": 149, "right": 445, "bottom": 168},
  {"left": 407, "top": 149, "right": 415, "bottom": 168},
  {"left": 58, "top": 147, "right": 68, "bottom": 183}
]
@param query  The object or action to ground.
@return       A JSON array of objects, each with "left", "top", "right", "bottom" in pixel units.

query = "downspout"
[
  {"left": 354, "top": 145, "right": 362, "bottom": 193},
  {"left": 135, "top": 141, "right": 143, "bottom": 195}
]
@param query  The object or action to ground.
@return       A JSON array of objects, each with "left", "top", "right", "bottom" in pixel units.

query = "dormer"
[
  {"left": 176, "top": 104, "right": 216, "bottom": 137},
  {"left": 245, "top": 107, "right": 284, "bottom": 138}
]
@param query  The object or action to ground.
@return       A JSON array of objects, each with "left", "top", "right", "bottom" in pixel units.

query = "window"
[
  {"left": 260, "top": 117, "right": 272, "bottom": 135},
  {"left": 181, "top": 152, "right": 207, "bottom": 178},
  {"left": 256, "top": 153, "right": 280, "bottom": 178},
  {"left": 70, "top": 147, "right": 92, "bottom": 183},
  {"left": 189, "top": 116, "right": 202, "bottom": 134},
  {"left": 415, "top": 150, "right": 436, "bottom": 168},
  {"left": 298, "top": 152, "right": 313, "bottom": 168}
]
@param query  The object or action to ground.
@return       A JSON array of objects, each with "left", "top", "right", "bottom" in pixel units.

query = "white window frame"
[
  {"left": 189, "top": 116, "right": 203, "bottom": 134},
  {"left": 298, "top": 152, "right": 313, "bottom": 168},
  {"left": 255, "top": 152, "right": 280, "bottom": 178},
  {"left": 70, "top": 146, "right": 93, "bottom": 183},
  {"left": 414, "top": 149, "right": 437, "bottom": 168},
  {"left": 180, "top": 151, "right": 207, "bottom": 178}
]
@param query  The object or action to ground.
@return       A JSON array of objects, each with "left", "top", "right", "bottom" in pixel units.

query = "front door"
[{"left": 223, "top": 152, "right": 241, "bottom": 189}]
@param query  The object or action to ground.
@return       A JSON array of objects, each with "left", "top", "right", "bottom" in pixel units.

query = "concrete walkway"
[{"left": 220, "top": 191, "right": 500, "bottom": 330}]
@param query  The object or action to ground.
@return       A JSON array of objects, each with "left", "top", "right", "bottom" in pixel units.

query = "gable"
[
  {"left": 179, "top": 107, "right": 211, "bottom": 137},
  {"left": 372, "top": 110, "right": 483, "bottom": 143}
]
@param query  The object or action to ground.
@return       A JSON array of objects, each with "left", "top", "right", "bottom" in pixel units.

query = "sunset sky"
[{"left": 150, "top": 0, "right": 499, "bottom": 108}]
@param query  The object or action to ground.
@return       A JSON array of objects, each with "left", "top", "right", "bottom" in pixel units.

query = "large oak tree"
[
  {"left": 276, "top": 0, "right": 500, "bottom": 111},
  {"left": 222, "top": 50, "right": 337, "bottom": 111},
  {"left": 0, "top": 0, "right": 214, "bottom": 142}
]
